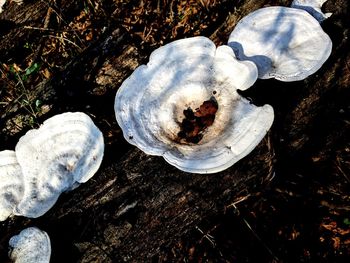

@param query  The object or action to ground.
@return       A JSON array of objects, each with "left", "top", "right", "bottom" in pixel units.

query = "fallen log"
[{"left": 0, "top": 0, "right": 349, "bottom": 261}]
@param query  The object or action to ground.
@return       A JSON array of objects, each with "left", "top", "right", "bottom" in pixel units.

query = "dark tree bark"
[{"left": 0, "top": 0, "right": 349, "bottom": 262}]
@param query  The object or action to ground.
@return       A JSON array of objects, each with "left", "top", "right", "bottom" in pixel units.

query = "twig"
[
  {"left": 227, "top": 194, "right": 251, "bottom": 208},
  {"left": 195, "top": 226, "right": 216, "bottom": 247},
  {"left": 43, "top": 35, "right": 83, "bottom": 52},
  {"left": 231, "top": 204, "right": 280, "bottom": 262},
  {"left": 46, "top": 2, "right": 86, "bottom": 48},
  {"left": 30, "top": 7, "right": 53, "bottom": 65},
  {"left": 157, "top": 0, "right": 160, "bottom": 13},
  {"left": 169, "top": 1, "right": 174, "bottom": 22},
  {"left": 336, "top": 157, "right": 350, "bottom": 183},
  {"left": 23, "top": 26, "right": 87, "bottom": 32}
]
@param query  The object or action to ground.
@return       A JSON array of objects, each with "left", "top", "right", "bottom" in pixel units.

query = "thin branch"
[
  {"left": 231, "top": 204, "right": 280, "bottom": 262},
  {"left": 23, "top": 26, "right": 86, "bottom": 33},
  {"left": 43, "top": 35, "right": 83, "bottom": 52}
]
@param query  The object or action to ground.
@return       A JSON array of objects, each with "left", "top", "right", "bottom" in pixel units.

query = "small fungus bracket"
[{"left": 228, "top": 6, "right": 332, "bottom": 81}]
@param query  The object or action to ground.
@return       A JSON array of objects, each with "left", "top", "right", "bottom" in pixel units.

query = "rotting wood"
[{"left": 0, "top": 0, "right": 349, "bottom": 262}]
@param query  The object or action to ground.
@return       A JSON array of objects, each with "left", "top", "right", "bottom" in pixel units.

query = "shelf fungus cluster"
[
  {"left": 0, "top": 112, "right": 104, "bottom": 221},
  {"left": 8, "top": 227, "right": 51, "bottom": 263},
  {"left": 115, "top": 37, "right": 274, "bottom": 174},
  {"left": 115, "top": 1, "right": 332, "bottom": 174}
]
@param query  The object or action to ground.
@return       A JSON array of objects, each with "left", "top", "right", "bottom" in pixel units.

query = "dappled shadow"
[
  {"left": 0, "top": 0, "right": 349, "bottom": 261},
  {"left": 229, "top": 41, "right": 273, "bottom": 77},
  {"left": 228, "top": 7, "right": 327, "bottom": 80},
  {"left": 113, "top": 37, "right": 218, "bottom": 150}
]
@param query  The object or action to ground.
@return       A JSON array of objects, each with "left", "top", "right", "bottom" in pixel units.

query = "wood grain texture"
[{"left": 1, "top": 0, "right": 349, "bottom": 261}]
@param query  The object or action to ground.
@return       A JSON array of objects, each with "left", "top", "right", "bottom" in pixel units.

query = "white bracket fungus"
[
  {"left": 0, "top": 0, "right": 5, "bottom": 13},
  {"left": 0, "top": 112, "right": 104, "bottom": 220},
  {"left": 115, "top": 37, "right": 274, "bottom": 174},
  {"left": 228, "top": 6, "right": 332, "bottom": 81},
  {"left": 9, "top": 227, "right": 51, "bottom": 263},
  {"left": 291, "top": 0, "right": 332, "bottom": 22},
  {"left": 12, "top": 112, "right": 104, "bottom": 218},
  {"left": 0, "top": 150, "right": 24, "bottom": 221},
  {"left": 0, "top": 0, "right": 22, "bottom": 13}
]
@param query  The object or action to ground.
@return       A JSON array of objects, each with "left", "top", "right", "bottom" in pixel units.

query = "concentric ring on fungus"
[
  {"left": 115, "top": 37, "right": 274, "bottom": 174},
  {"left": 13, "top": 112, "right": 104, "bottom": 218},
  {"left": 9, "top": 227, "right": 51, "bottom": 263}
]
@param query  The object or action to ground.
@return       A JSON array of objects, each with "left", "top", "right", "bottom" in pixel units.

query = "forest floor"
[{"left": 0, "top": 0, "right": 350, "bottom": 262}]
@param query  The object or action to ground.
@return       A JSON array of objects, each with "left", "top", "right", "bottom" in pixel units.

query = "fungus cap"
[
  {"left": 115, "top": 37, "right": 274, "bottom": 174},
  {"left": 0, "top": 0, "right": 22, "bottom": 13},
  {"left": 291, "top": 0, "right": 332, "bottom": 22},
  {"left": 0, "top": 0, "right": 5, "bottom": 13},
  {"left": 0, "top": 150, "right": 24, "bottom": 221},
  {"left": 14, "top": 112, "right": 104, "bottom": 218},
  {"left": 228, "top": 6, "right": 332, "bottom": 81},
  {"left": 8, "top": 227, "right": 51, "bottom": 263}
]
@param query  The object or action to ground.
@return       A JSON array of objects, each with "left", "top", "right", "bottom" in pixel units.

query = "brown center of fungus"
[{"left": 177, "top": 99, "right": 218, "bottom": 143}]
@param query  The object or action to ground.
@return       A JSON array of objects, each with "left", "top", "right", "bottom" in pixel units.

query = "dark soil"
[{"left": 0, "top": 0, "right": 349, "bottom": 262}]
